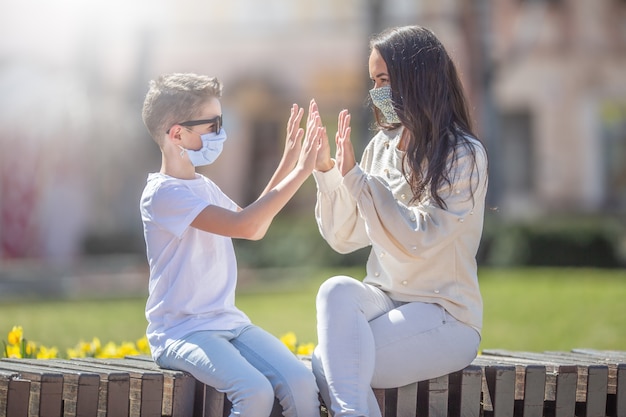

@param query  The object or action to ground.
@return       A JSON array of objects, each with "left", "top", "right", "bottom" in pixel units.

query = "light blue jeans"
[
  {"left": 156, "top": 324, "right": 319, "bottom": 417},
  {"left": 312, "top": 276, "right": 480, "bottom": 417}
]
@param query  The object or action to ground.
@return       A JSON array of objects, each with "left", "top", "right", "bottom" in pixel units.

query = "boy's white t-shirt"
[{"left": 140, "top": 172, "right": 250, "bottom": 359}]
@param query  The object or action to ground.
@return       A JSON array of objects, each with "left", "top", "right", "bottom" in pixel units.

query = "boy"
[{"left": 140, "top": 73, "right": 322, "bottom": 417}]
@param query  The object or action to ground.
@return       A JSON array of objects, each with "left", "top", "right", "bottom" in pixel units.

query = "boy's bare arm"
[{"left": 191, "top": 116, "right": 322, "bottom": 240}]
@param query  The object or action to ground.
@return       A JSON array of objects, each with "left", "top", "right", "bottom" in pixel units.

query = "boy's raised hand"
[
  {"left": 296, "top": 105, "right": 323, "bottom": 175},
  {"left": 280, "top": 104, "right": 305, "bottom": 169},
  {"left": 306, "top": 99, "right": 333, "bottom": 173}
]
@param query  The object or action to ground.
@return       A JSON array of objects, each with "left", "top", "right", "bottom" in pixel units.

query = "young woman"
[{"left": 310, "top": 26, "right": 489, "bottom": 417}]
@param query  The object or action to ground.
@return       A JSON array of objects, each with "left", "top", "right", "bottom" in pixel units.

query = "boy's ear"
[{"left": 167, "top": 125, "right": 183, "bottom": 142}]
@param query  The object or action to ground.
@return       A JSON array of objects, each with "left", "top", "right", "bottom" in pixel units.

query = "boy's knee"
[
  {"left": 288, "top": 363, "right": 318, "bottom": 394},
  {"left": 231, "top": 376, "right": 275, "bottom": 417},
  {"left": 277, "top": 365, "right": 320, "bottom": 417}
]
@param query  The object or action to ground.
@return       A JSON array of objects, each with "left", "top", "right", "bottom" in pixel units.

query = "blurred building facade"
[
  {"left": 489, "top": 0, "right": 626, "bottom": 217},
  {"left": 0, "top": 0, "right": 625, "bottom": 264}
]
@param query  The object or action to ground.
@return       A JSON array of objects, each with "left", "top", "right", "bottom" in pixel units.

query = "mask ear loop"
[{"left": 177, "top": 145, "right": 186, "bottom": 158}]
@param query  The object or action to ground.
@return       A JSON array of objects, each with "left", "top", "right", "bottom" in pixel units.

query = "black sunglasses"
[{"left": 167, "top": 115, "right": 222, "bottom": 134}]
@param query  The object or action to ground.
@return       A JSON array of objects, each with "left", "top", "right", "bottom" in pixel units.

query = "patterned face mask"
[{"left": 369, "top": 86, "right": 400, "bottom": 124}]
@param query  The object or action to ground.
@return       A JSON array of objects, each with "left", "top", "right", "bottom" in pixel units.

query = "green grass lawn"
[{"left": 1, "top": 267, "right": 625, "bottom": 355}]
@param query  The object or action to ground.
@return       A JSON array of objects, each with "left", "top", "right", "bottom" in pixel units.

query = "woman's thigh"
[{"left": 369, "top": 302, "right": 480, "bottom": 388}]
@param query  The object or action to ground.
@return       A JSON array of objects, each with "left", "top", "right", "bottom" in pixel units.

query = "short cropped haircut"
[{"left": 142, "top": 73, "right": 222, "bottom": 144}]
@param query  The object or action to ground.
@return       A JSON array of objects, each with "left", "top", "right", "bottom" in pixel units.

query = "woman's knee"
[
  {"left": 311, "top": 348, "right": 331, "bottom": 415},
  {"left": 310, "top": 347, "right": 323, "bottom": 379},
  {"left": 316, "top": 275, "right": 360, "bottom": 307}
]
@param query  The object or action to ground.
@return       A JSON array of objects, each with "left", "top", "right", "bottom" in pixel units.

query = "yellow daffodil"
[
  {"left": 25, "top": 340, "right": 37, "bottom": 357},
  {"left": 7, "top": 326, "right": 23, "bottom": 346},
  {"left": 69, "top": 337, "right": 101, "bottom": 357},
  {"left": 136, "top": 335, "right": 150, "bottom": 355},
  {"left": 116, "top": 342, "right": 139, "bottom": 357},
  {"left": 37, "top": 346, "right": 58, "bottom": 359},
  {"left": 90, "top": 337, "right": 102, "bottom": 355},
  {"left": 296, "top": 343, "right": 315, "bottom": 356},
  {"left": 3, "top": 326, "right": 313, "bottom": 361},
  {"left": 6, "top": 344, "right": 21, "bottom": 358},
  {"left": 66, "top": 347, "right": 84, "bottom": 359},
  {"left": 77, "top": 341, "right": 89, "bottom": 354},
  {"left": 280, "top": 332, "right": 297, "bottom": 353},
  {"left": 96, "top": 341, "right": 120, "bottom": 359}
]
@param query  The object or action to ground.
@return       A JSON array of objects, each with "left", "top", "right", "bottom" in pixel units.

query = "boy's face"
[{"left": 173, "top": 97, "right": 222, "bottom": 151}]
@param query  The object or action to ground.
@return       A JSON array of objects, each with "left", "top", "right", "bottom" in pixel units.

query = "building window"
[
  {"left": 500, "top": 110, "right": 535, "bottom": 197},
  {"left": 246, "top": 119, "right": 281, "bottom": 204},
  {"left": 519, "top": 0, "right": 561, "bottom": 4},
  {"left": 601, "top": 102, "right": 626, "bottom": 210}
]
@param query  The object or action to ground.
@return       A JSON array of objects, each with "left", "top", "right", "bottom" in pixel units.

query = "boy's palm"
[
  {"left": 282, "top": 104, "right": 305, "bottom": 168},
  {"left": 297, "top": 112, "right": 322, "bottom": 173}
]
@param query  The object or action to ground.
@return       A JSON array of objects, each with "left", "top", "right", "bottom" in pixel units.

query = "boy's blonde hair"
[{"left": 142, "top": 73, "right": 222, "bottom": 144}]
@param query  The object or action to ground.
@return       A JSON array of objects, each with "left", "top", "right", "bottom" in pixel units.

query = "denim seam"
[{"left": 231, "top": 338, "right": 296, "bottom": 412}]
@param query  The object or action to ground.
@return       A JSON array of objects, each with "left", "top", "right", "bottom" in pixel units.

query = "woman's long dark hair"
[{"left": 370, "top": 26, "right": 483, "bottom": 209}]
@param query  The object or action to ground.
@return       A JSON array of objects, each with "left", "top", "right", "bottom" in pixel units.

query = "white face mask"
[
  {"left": 179, "top": 128, "right": 228, "bottom": 166},
  {"left": 369, "top": 85, "right": 401, "bottom": 124}
]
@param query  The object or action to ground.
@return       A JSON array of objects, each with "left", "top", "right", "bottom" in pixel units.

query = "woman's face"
[{"left": 368, "top": 48, "right": 390, "bottom": 89}]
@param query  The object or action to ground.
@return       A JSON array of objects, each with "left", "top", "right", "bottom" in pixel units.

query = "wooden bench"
[{"left": 1, "top": 349, "right": 624, "bottom": 417}]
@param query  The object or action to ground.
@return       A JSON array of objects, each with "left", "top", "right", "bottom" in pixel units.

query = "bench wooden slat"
[
  {"left": 0, "top": 360, "right": 64, "bottom": 417},
  {"left": 554, "top": 365, "right": 577, "bottom": 417},
  {"left": 0, "top": 369, "right": 17, "bottom": 415},
  {"left": 70, "top": 358, "right": 164, "bottom": 417},
  {"left": 29, "top": 358, "right": 131, "bottom": 417},
  {"left": 2, "top": 349, "right": 625, "bottom": 417},
  {"left": 456, "top": 365, "right": 482, "bottom": 417},
  {"left": 427, "top": 374, "right": 449, "bottom": 417},
  {"left": 3, "top": 358, "right": 101, "bottom": 417},
  {"left": 373, "top": 387, "right": 387, "bottom": 416},
  {"left": 135, "top": 359, "right": 282, "bottom": 417},
  {"left": 586, "top": 365, "right": 609, "bottom": 417},
  {"left": 572, "top": 349, "right": 626, "bottom": 362},
  {"left": 481, "top": 349, "right": 613, "bottom": 402},
  {"left": 1, "top": 369, "right": 30, "bottom": 417},
  {"left": 473, "top": 356, "right": 537, "bottom": 402},
  {"left": 115, "top": 356, "right": 196, "bottom": 417},
  {"left": 122, "top": 356, "right": 196, "bottom": 417},
  {"left": 395, "top": 382, "right": 417, "bottom": 417},
  {"left": 485, "top": 365, "right": 516, "bottom": 417},
  {"left": 617, "top": 363, "right": 626, "bottom": 417},
  {"left": 525, "top": 351, "right": 613, "bottom": 402},
  {"left": 7, "top": 378, "right": 30, "bottom": 417},
  {"left": 545, "top": 351, "right": 620, "bottom": 404},
  {"left": 522, "top": 365, "right": 546, "bottom": 417},
  {"left": 196, "top": 383, "right": 225, "bottom": 417}
]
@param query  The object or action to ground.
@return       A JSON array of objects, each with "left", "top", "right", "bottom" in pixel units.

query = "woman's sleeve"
[
  {"left": 313, "top": 163, "right": 371, "bottom": 254},
  {"left": 342, "top": 142, "right": 488, "bottom": 261}
]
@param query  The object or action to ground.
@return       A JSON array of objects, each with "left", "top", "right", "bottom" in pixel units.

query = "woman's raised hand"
[{"left": 335, "top": 109, "right": 354, "bottom": 176}]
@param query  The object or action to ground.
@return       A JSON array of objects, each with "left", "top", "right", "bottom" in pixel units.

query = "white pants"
[{"left": 312, "top": 276, "right": 480, "bottom": 417}]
